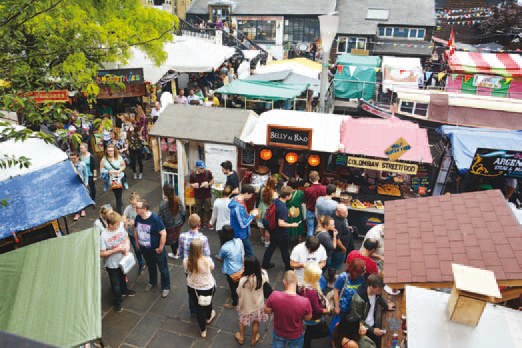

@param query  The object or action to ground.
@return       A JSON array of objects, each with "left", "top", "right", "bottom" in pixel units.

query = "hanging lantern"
[
  {"left": 308, "top": 155, "right": 320, "bottom": 167},
  {"left": 286, "top": 152, "right": 298, "bottom": 164},
  {"left": 260, "top": 149, "right": 272, "bottom": 161}
]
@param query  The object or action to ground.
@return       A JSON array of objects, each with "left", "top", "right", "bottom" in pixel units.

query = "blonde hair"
[
  {"left": 283, "top": 270, "right": 298, "bottom": 286},
  {"left": 129, "top": 192, "right": 141, "bottom": 203},
  {"left": 106, "top": 211, "right": 122, "bottom": 226},
  {"left": 303, "top": 263, "right": 323, "bottom": 296},
  {"left": 318, "top": 215, "right": 333, "bottom": 229},
  {"left": 136, "top": 105, "right": 145, "bottom": 118},
  {"left": 188, "top": 214, "right": 201, "bottom": 229},
  {"left": 187, "top": 239, "right": 204, "bottom": 274},
  {"left": 309, "top": 171, "right": 319, "bottom": 182},
  {"left": 99, "top": 205, "right": 112, "bottom": 219}
]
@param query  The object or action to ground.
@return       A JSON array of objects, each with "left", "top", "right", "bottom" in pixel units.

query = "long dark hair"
[
  {"left": 332, "top": 314, "right": 361, "bottom": 348},
  {"left": 242, "top": 255, "right": 262, "bottom": 290},
  {"left": 163, "top": 183, "right": 180, "bottom": 216}
]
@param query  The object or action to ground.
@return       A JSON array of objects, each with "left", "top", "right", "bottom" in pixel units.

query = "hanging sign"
[
  {"left": 267, "top": 125, "right": 312, "bottom": 150},
  {"left": 97, "top": 68, "right": 144, "bottom": 85},
  {"left": 384, "top": 137, "right": 411, "bottom": 161},
  {"left": 469, "top": 148, "right": 522, "bottom": 178},
  {"left": 345, "top": 155, "right": 418, "bottom": 175},
  {"left": 27, "top": 90, "right": 69, "bottom": 103}
]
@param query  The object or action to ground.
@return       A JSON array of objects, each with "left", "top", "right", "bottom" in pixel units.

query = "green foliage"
[{"left": 0, "top": 154, "right": 31, "bottom": 170}]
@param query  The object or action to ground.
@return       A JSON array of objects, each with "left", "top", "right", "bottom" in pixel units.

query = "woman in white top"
[
  {"left": 209, "top": 185, "right": 233, "bottom": 248},
  {"left": 184, "top": 239, "right": 216, "bottom": 337}
]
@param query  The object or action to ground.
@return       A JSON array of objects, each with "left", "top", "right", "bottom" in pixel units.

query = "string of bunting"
[{"left": 370, "top": 41, "right": 434, "bottom": 49}]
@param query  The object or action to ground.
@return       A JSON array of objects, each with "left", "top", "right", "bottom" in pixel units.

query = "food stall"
[
  {"left": 148, "top": 104, "right": 258, "bottom": 206},
  {"left": 336, "top": 117, "right": 433, "bottom": 236}
]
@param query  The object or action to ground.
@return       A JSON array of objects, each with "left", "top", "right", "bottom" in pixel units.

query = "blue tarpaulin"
[
  {"left": 440, "top": 126, "right": 522, "bottom": 173},
  {"left": 0, "top": 160, "right": 93, "bottom": 238}
]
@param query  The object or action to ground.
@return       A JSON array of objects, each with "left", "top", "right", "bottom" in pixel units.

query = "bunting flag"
[
  {"left": 374, "top": 68, "right": 380, "bottom": 72},
  {"left": 349, "top": 66, "right": 356, "bottom": 76},
  {"left": 446, "top": 27, "right": 455, "bottom": 59},
  {"left": 425, "top": 72, "right": 433, "bottom": 81},
  {"left": 506, "top": 77, "right": 512, "bottom": 83},
  {"left": 437, "top": 72, "right": 446, "bottom": 82},
  {"left": 463, "top": 75, "right": 472, "bottom": 83},
  {"left": 337, "top": 65, "right": 344, "bottom": 74},
  {"left": 450, "top": 73, "right": 457, "bottom": 81}
]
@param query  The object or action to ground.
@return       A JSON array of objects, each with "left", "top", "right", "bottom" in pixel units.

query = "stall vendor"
[{"left": 278, "top": 155, "right": 297, "bottom": 181}]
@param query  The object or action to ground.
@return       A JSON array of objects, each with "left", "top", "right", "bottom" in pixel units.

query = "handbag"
[
  {"left": 195, "top": 289, "right": 213, "bottom": 306},
  {"left": 263, "top": 281, "right": 273, "bottom": 299},
  {"left": 107, "top": 158, "right": 124, "bottom": 189},
  {"left": 230, "top": 269, "right": 244, "bottom": 282},
  {"left": 119, "top": 253, "right": 136, "bottom": 274}
]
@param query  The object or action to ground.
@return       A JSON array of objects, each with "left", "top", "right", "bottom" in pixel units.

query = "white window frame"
[
  {"left": 337, "top": 36, "right": 367, "bottom": 54},
  {"left": 378, "top": 27, "right": 426, "bottom": 40}
]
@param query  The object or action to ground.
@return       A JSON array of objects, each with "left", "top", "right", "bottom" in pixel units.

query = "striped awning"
[{"left": 448, "top": 52, "right": 522, "bottom": 77}]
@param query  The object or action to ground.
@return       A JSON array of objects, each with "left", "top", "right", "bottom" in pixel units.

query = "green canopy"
[
  {"left": 0, "top": 229, "right": 101, "bottom": 347},
  {"left": 216, "top": 80, "right": 308, "bottom": 100},
  {"left": 334, "top": 54, "right": 381, "bottom": 100}
]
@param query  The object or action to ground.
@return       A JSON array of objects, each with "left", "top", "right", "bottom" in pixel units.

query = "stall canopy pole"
[
  {"left": 159, "top": 137, "right": 164, "bottom": 199},
  {"left": 177, "top": 140, "right": 185, "bottom": 207}
]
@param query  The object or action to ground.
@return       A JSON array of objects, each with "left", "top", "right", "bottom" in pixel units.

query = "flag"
[
  {"left": 337, "top": 65, "right": 344, "bottom": 74},
  {"left": 446, "top": 27, "right": 455, "bottom": 58}
]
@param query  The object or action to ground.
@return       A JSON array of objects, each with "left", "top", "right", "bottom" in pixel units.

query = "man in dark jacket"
[{"left": 350, "top": 274, "right": 395, "bottom": 348}]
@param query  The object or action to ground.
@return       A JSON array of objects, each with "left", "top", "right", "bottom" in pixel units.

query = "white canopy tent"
[
  {"left": 382, "top": 56, "right": 422, "bottom": 93},
  {"left": 240, "top": 110, "right": 346, "bottom": 153},
  {"left": 0, "top": 126, "right": 68, "bottom": 182},
  {"left": 255, "top": 62, "right": 321, "bottom": 80},
  {"left": 103, "top": 37, "right": 236, "bottom": 84}
]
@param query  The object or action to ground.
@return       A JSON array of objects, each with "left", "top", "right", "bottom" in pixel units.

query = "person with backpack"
[
  {"left": 229, "top": 184, "right": 259, "bottom": 257},
  {"left": 189, "top": 160, "right": 214, "bottom": 229},
  {"left": 261, "top": 186, "right": 301, "bottom": 270}
]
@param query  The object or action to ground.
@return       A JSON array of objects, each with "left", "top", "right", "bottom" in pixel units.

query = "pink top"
[{"left": 266, "top": 291, "right": 312, "bottom": 339}]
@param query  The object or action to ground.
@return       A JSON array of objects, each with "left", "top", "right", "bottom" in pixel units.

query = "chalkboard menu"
[
  {"left": 241, "top": 147, "right": 255, "bottom": 167},
  {"left": 412, "top": 164, "right": 433, "bottom": 195},
  {"left": 267, "top": 125, "right": 312, "bottom": 150}
]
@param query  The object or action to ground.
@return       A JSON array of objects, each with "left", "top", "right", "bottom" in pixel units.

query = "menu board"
[
  {"left": 204, "top": 144, "right": 238, "bottom": 185},
  {"left": 412, "top": 164, "right": 432, "bottom": 195},
  {"left": 241, "top": 147, "right": 255, "bottom": 167}
]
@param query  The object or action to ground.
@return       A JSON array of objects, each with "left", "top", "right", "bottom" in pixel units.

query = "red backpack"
[{"left": 262, "top": 203, "right": 278, "bottom": 232}]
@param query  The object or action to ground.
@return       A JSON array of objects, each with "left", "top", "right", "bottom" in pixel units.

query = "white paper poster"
[{"left": 204, "top": 144, "right": 238, "bottom": 185}]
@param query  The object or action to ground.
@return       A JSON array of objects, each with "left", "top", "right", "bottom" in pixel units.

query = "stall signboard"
[
  {"left": 97, "top": 68, "right": 144, "bottom": 85},
  {"left": 344, "top": 155, "right": 418, "bottom": 175},
  {"left": 97, "top": 84, "right": 147, "bottom": 99},
  {"left": 469, "top": 148, "right": 522, "bottom": 178},
  {"left": 204, "top": 143, "right": 238, "bottom": 185},
  {"left": 412, "top": 164, "right": 433, "bottom": 195},
  {"left": 240, "top": 147, "right": 255, "bottom": 167},
  {"left": 267, "top": 125, "right": 312, "bottom": 150},
  {"left": 27, "top": 90, "right": 69, "bottom": 103},
  {"left": 384, "top": 137, "right": 411, "bottom": 161}
]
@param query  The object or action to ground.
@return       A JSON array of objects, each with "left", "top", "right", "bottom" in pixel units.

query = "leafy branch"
[{"left": 0, "top": 154, "right": 31, "bottom": 170}]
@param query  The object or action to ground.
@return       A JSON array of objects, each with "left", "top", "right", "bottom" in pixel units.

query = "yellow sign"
[
  {"left": 346, "top": 156, "right": 418, "bottom": 175},
  {"left": 384, "top": 137, "right": 411, "bottom": 161}
]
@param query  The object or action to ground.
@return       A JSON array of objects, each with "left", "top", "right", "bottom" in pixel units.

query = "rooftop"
[
  {"left": 384, "top": 190, "right": 522, "bottom": 287},
  {"left": 187, "top": 0, "right": 336, "bottom": 16},
  {"left": 336, "top": 0, "right": 436, "bottom": 36}
]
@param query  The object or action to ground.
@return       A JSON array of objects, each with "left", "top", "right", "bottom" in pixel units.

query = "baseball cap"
[{"left": 196, "top": 160, "right": 206, "bottom": 168}]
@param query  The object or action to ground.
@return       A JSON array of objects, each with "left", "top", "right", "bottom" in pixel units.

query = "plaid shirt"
[{"left": 178, "top": 230, "right": 211, "bottom": 260}]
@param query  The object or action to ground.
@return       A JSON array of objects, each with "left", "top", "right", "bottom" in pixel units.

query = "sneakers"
[
  {"left": 123, "top": 290, "right": 136, "bottom": 297},
  {"left": 168, "top": 252, "right": 179, "bottom": 259},
  {"left": 264, "top": 241, "right": 270, "bottom": 247},
  {"left": 73, "top": 214, "right": 80, "bottom": 221},
  {"left": 134, "top": 173, "right": 138, "bottom": 180},
  {"left": 161, "top": 289, "right": 170, "bottom": 298},
  {"left": 224, "top": 304, "right": 237, "bottom": 309},
  {"left": 137, "top": 264, "right": 146, "bottom": 276},
  {"left": 139, "top": 173, "right": 143, "bottom": 179},
  {"left": 80, "top": 210, "right": 86, "bottom": 217},
  {"left": 262, "top": 262, "right": 275, "bottom": 269},
  {"left": 115, "top": 305, "right": 123, "bottom": 313},
  {"left": 145, "top": 283, "right": 155, "bottom": 292}
]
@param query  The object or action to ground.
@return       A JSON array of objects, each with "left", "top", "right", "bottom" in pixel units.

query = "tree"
[
  {"left": 0, "top": 0, "right": 178, "bottom": 206},
  {"left": 479, "top": 3, "right": 521, "bottom": 50}
]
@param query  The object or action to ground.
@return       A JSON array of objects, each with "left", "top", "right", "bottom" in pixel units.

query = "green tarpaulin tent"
[
  {"left": 334, "top": 54, "right": 381, "bottom": 100},
  {"left": 216, "top": 80, "right": 308, "bottom": 100},
  {"left": 0, "top": 229, "right": 101, "bottom": 347}
]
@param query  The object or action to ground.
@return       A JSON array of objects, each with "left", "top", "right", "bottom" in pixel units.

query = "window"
[
  {"left": 237, "top": 19, "right": 277, "bottom": 43},
  {"left": 378, "top": 27, "right": 427, "bottom": 40},
  {"left": 400, "top": 101, "right": 429, "bottom": 118},
  {"left": 414, "top": 103, "right": 428, "bottom": 117},
  {"left": 400, "top": 101, "right": 414, "bottom": 114},
  {"left": 367, "top": 8, "right": 389, "bottom": 20},
  {"left": 284, "top": 18, "right": 320, "bottom": 43},
  {"left": 337, "top": 37, "right": 367, "bottom": 54}
]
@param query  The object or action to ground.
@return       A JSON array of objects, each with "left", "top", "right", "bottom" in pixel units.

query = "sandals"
[
  {"left": 201, "top": 330, "right": 207, "bottom": 338},
  {"left": 206, "top": 310, "right": 216, "bottom": 324},
  {"left": 250, "top": 333, "right": 260, "bottom": 346},
  {"left": 235, "top": 332, "right": 244, "bottom": 345}
]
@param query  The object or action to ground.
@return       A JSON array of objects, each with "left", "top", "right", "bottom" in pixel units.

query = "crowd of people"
[{"left": 95, "top": 155, "right": 393, "bottom": 348}]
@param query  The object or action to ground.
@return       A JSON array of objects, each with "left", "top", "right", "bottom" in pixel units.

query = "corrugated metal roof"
[
  {"left": 337, "top": 0, "right": 435, "bottom": 35},
  {"left": 188, "top": 0, "right": 336, "bottom": 16}
]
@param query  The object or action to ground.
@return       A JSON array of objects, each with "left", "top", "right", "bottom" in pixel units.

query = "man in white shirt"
[
  {"left": 363, "top": 224, "right": 384, "bottom": 262},
  {"left": 175, "top": 89, "right": 188, "bottom": 105},
  {"left": 150, "top": 101, "right": 161, "bottom": 122},
  {"left": 289, "top": 236, "right": 327, "bottom": 285}
]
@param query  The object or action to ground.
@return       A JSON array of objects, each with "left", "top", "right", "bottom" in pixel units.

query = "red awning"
[{"left": 448, "top": 51, "right": 522, "bottom": 77}]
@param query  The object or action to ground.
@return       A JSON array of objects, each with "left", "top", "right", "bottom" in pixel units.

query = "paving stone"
[
  {"left": 146, "top": 329, "right": 195, "bottom": 348},
  {"left": 148, "top": 288, "right": 187, "bottom": 317},
  {"left": 102, "top": 309, "right": 141, "bottom": 348},
  {"left": 125, "top": 313, "right": 165, "bottom": 347},
  {"left": 161, "top": 317, "right": 219, "bottom": 343}
]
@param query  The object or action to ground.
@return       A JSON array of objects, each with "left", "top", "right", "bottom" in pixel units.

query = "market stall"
[
  {"left": 149, "top": 104, "right": 257, "bottom": 206},
  {"left": 216, "top": 79, "right": 311, "bottom": 112},
  {"left": 0, "top": 229, "right": 101, "bottom": 347},
  {"left": 334, "top": 54, "right": 381, "bottom": 100},
  {"left": 336, "top": 117, "right": 433, "bottom": 235},
  {"left": 0, "top": 129, "right": 93, "bottom": 253},
  {"left": 381, "top": 56, "right": 423, "bottom": 93}
]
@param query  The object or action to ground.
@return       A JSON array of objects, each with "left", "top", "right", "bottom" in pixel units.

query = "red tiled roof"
[{"left": 384, "top": 190, "right": 522, "bottom": 285}]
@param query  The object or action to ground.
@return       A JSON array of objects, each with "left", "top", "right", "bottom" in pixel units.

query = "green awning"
[
  {"left": 334, "top": 54, "right": 381, "bottom": 100},
  {"left": 216, "top": 80, "right": 308, "bottom": 100},
  {"left": 0, "top": 229, "right": 101, "bottom": 347}
]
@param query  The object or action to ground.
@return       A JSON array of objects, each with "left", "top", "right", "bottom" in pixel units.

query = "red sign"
[{"left": 28, "top": 90, "right": 69, "bottom": 103}]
